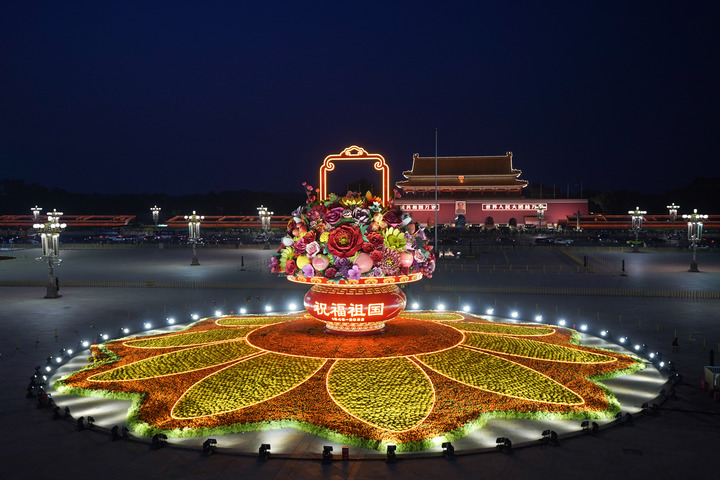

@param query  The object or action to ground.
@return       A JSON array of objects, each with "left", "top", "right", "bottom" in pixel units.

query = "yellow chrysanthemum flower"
[{"left": 383, "top": 227, "right": 407, "bottom": 250}]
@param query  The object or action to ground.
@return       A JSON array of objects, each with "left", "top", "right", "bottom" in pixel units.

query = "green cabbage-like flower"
[
  {"left": 383, "top": 227, "right": 407, "bottom": 250},
  {"left": 279, "top": 246, "right": 295, "bottom": 271}
]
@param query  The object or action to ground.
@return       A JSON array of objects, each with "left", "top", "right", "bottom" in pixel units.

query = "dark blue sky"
[{"left": 2, "top": 1, "right": 718, "bottom": 196}]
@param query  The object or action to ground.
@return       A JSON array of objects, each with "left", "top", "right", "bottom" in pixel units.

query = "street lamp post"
[
  {"left": 257, "top": 206, "right": 273, "bottom": 249},
  {"left": 151, "top": 205, "right": 161, "bottom": 227},
  {"left": 31, "top": 205, "right": 42, "bottom": 223},
  {"left": 536, "top": 205, "right": 545, "bottom": 230},
  {"left": 682, "top": 209, "right": 707, "bottom": 272},
  {"left": 667, "top": 203, "right": 679, "bottom": 230},
  {"left": 33, "top": 209, "right": 66, "bottom": 298},
  {"left": 629, "top": 206, "right": 646, "bottom": 252},
  {"left": 185, "top": 211, "right": 204, "bottom": 265}
]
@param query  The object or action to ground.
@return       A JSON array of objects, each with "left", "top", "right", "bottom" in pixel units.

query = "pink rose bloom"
[{"left": 305, "top": 241, "right": 321, "bottom": 258}]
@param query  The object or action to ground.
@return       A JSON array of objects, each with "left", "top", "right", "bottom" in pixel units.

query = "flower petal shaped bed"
[{"left": 56, "top": 311, "right": 643, "bottom": 451}]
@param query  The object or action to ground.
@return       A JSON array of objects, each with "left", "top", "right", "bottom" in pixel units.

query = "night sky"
[{"left": 2, "top": 1, "right": 719, "bottom": 196}]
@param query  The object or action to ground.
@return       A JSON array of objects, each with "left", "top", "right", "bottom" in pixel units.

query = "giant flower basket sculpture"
[{"left": 269, "top": 146, "right": 435, "bottom": 335}]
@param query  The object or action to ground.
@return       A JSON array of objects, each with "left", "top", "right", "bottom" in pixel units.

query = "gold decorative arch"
[{"left": 319, "top": 146, "right": 391, "bottom": 204}]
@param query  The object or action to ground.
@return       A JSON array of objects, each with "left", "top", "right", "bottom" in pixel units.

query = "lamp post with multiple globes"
[
  {"left": 185, "top": 211, "right": 204, "bottom": 265},
  {"left": 257, "top": 205, "right": 273, "bottom": 249},
  {"left": 682, "top": 209, "right": 707, "bottom": 272},
  {"left": 33, "top": 208, "right": 66, "bottom": 298},
  {"left": 667, "top": 203, "right": 679, "bottom": 230},
  {"left": 629, "top": 206, "right": 646, "bottom": 252},
  {"left": 151, "top": 205, "right": 161, "bottom": 227}
]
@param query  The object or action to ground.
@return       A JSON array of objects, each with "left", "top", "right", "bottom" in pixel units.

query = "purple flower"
[
  {"left": 302, "top": 264, "right": 314, "bottom": 278},
  {"left": 334, "top": 257, "right": 351, "bottom": 270},
  {"left": 352, "top": 208, "right": 371, "bottom": 225},
  {"left": 348, "top": 265, "right": 362, "bottom": 281},
  {"left": 324, "top": 207, "right": 345, "bottom": 226},
  {"left": 383, "top": 210, "right": 402, "bottom": 227}
]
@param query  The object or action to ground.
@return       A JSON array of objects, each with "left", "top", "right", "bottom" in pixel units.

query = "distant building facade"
[{"left": 396, "top": 152, "right": 587, "bottom": 228}]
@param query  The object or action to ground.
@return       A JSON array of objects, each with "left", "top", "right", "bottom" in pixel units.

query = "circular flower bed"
[{"left": 55, "top": 311, "right": 643, "bottom": 451}]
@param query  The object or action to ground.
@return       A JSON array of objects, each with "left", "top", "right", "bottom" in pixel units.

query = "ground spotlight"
[
  {"left": 496, "top": 437, "right": 512, "bottom": 453},
  {"left": 437, "top": 303, "right": 446, "bottom": 311},
  {"left": 203, "top": 438, "right": 217, "bottom": 454},
  {"left": 462, "top": 305, "right": 471, "bottom": 312},
  {"left": 152, "top": 433, "right": 168, "bottom": 449},
  {"left": 81, "top": 340, "right": 90, "bottom": 348},
  {"left": 55, "top": 356, "right": 63, "bottom": 364},
  {"left": 441, "top": 441, "right": 454, "bottom": 458},
  {"left": 411, "top": 302, "right": 420, "bottom": 310},
  {"left": 167, "top": 317, "right": 176, "bottom": 325},
  {"left": 239, "top": 307, "right": 247, "bottom": 314},
  {"left": 87, "top": 416, "right": 95, "bottom": 428},
  {"left": 581, "top": 420, "right": 589, "bottom": 431},
  {"left": 634, "top": 344, "right": 641, "bottom": 351},
  {"left": 191, "top": 313, "right": 200, "bottom": 320},
  {"left": 579, "top": 324, "right": 588, "bottom": 331},
  {"left": 619, "top": 336, "right": 627, "bottom": 344},
  {"left": 386, "top": 444, "right": 396, "bottom": 463},
  {"left": 143, "top": 322, "right": 152, "bottom": 330},
  {"left": 258, "top": 443, "right": 271, "bottom": 460},
  {"left": 486, "top": 308, "right": 494, "bottom": 315},
  {"left": 120, "top": 327, "right": 130, "bottom": 335},
  {"left": 600, "top": 330, "right": 608, "bottom": 337},
  {"left": 558, "top": 319, "right": 566, "bottom": 326},
  {"left": 541, "top": 429, "right": 559, "bottom": 446},
  {"left": 122, "top": 426, "right": 129, "bottom": 438},
  {"left": 510, "top": 311, "right": 519, "bottom": 318},
  {"left": 44, "top": 365, "right": 52, "bottom": 373},
  {"left": 77, "top": 416, "right": 86, "bottom": 431},
  {"left": 111, "top": 425, "right": 121, "bottom": 441},
  {"left": 100, "top": 333, "right": 109, "bottom": 341},
  {"left": 214, "top": 310, "right": 223, "bottom": 316},
  {"left": 534, "top": 315, "right": 543, "bottom": 322},
  {"left": 322, "top": 446, "right": 333, "bottom": 464},
  {"left": 265, "top": 305, "right": 273, "bottom": 312},
  {"left": 288, "top": 303, "right": 297, "bottom": 311}
]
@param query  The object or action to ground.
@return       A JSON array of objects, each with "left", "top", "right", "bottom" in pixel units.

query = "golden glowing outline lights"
[{"left": 319, "top": 146, "right": 391, "bottom": 204}]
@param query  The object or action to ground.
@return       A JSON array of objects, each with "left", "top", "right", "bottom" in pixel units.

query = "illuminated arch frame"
[{"left": 319, "top": 146, "right": 391, "bottom": 204}]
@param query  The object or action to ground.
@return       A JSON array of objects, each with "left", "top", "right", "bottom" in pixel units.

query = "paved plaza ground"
[{"left": 1, "top": 244, "right": 719, "bottom": 479}]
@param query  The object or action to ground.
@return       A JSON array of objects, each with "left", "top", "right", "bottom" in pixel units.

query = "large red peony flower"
[{"left": 327, "top": 224, "right": 364, "bottom": 258}]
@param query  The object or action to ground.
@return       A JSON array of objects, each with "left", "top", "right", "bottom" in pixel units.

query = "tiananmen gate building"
[{"left": 396, "top": 152, "right": 588, "bottom": 229}]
